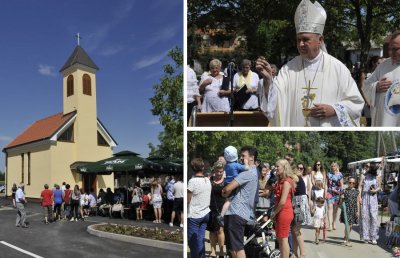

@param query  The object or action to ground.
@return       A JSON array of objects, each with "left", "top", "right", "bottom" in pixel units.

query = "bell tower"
[{"left": 59, "top": 40, "right": 100, "bottom": 154}]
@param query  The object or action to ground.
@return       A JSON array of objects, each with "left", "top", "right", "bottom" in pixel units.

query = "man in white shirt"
[
  {"left": 187, "top": 65, "right": 201, "bottom": 123},
  {"left": 170, "top": 175, "right": 184, "bottom": 228},
  {"left": 15, "top": 183, "right": 28, "bottom": 228},
  {"left": 257, "top": 0, "right": 364, "bottom": 127}
]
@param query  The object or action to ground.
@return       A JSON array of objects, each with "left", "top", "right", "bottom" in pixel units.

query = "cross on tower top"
[{"left": 76, "top": 32, "right": 82, "bottom": 46}]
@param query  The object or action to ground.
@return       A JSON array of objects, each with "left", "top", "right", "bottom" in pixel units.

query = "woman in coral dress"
[{"left": 272, "top": 159, "right": 299, "bottom": 258}]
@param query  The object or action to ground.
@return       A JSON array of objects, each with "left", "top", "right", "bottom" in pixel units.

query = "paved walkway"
[{"left": 192, "top": 216, "right": 393, "bottom": 258}]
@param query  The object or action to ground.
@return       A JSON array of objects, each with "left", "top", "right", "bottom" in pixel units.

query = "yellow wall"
[
  {"left": 6, "top": 64, "right": 115, "bottom": 198},
  {"left": 6, "top": 144, "right": 52, "bottom": 198}
]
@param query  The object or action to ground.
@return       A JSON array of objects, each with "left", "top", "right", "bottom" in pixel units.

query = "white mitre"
[{"left": 295, "top": 0, "right": 327, "bottom": 35}]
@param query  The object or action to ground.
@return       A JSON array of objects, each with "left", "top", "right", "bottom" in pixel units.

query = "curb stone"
[{"left": 87, "top": 223, "right": 183, "bottom": 252}]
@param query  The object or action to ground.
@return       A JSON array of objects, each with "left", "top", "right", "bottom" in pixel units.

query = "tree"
[
  {"left": 323, "top": 0, "right": 400, "bottom": 69},
  {"left": 188, "top": 131, "right": 383, "bottom": 174},
  {"left": 148, "top": 47, "right": 183, "bottom": 159},
  {"left": 189, "top": 0, "right": 400, "bottom": 70}
]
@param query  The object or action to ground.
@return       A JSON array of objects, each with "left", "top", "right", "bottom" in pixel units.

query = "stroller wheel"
[{"left": 268, "top": 249, "right": 280, "bottom": 258}]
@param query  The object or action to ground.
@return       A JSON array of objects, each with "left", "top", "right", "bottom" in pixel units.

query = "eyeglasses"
[
  {"left": 349, "top": 182, "right": 356, "bottom": 185},
  {"left": 316, "top": 164, "right": 321, "bottom": 166},
  {"left": 298, "top": 167, "right": 304, "bottom": 170}
]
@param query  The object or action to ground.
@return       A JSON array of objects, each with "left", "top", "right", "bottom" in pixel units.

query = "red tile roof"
[{"left": 4, "top": 112, "right": 76, "bottom": 150}]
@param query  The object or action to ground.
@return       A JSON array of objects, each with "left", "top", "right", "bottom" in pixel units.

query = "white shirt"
[
  {"left": 187, "top": 176, "right": 211, "bottom": 219},
  {"left": 315, "top": 205, "right": 325, "bottom": 219},
  {"left": 314, "top": 171, "right": 324, "bottom": 183},
  {"left": 15, "top": 188, "right": 25, "bottom": 203},
  {"left": 88, "top": 194, "right": 97, "bottom": 206},
  {"left": 260, "top": 51, "right": 364, "bottom": 126},
  {"left": 233, "top": 71, "right": 260, "bottom": 109},
  {"left": 187, "top": 65, "right": 199, "bottom": 104},
  {"left": 173, "top": 181, "right": 184, "bottom": 198},
  {"left": 314, "top": 189, "right": 324, "bottom": 200}
]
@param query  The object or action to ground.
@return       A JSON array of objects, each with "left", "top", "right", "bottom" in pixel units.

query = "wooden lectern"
[{"left": 190, "top": 111, "right": 269, "bottom": 127}]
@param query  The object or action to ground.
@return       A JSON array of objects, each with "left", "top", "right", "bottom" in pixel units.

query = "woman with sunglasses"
[
  {"left": 326, "top": 162, "right": 344, "bottom": 231},
  {"left": 358, "top": 163, "right": 381, "bottom": 245},
  {"left": 290, "top": 163, "right": 312, "bottom": 258},
  {"left": 311, "top": 161, "right": 327, "bottom": 191},
  {"left": 340, "top": 177, "right": 359, "bottom": 246}
]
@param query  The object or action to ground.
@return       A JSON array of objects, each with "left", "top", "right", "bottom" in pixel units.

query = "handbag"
[
  {"left": 291, "top": 184, "right": 305, "bottom": 225},
  {"left": 112, "top": 200, "right": 123, "bottom": 212}
]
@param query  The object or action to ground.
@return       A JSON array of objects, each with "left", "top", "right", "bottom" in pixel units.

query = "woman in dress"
[
  {"left": 207, "top": 162, "right": 225, "bottom": 258},
  {"left": 358, "top": 163, "right": 381, "bottom": 244},
  {"left": 271, "top": 159, "right": 298, "bottom": 258},
  {"left": 291, "top": 163, "right": 312, "bottom": 258},
  {"left": 132, "top": 182, "right": 144, "bottom": 221},
  {"left": 188, "top": 158, "right": 211, "bottom": 258},
  {"left": 199, "top": 59, "right": 231, "bottom": 112},
  {"left": 70, "top": 185, "right": 81, "bottom": 222},
  {"left": 340, "top": 177, "right": 359, "bottom": 246},
  {"left": 326, "top": 162, "right": 344, "bottom": 230},
  {"left": 311, "top": 160, "right": 326, "bottom": 189},
  {"left": 151, "top": 180, "right": 163, "bottom": 223}
]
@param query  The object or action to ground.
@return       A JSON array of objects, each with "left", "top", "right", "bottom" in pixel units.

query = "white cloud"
[
  {"left": 148, "top": 120, "right": 160, "bottom": 125},
  {"left": 98, "top": 45, "right": 124, "bottom": 56},
  {"left": 149, "top": 26, "right": 178, "bottom": 44},
  {"left": 85, "top": 1, "right": 135, "bottom": 52},
  {"left": 38, "top": 64, "right": 56, "bottom": 77},
  {"left": 132, "top": 51, "right": 167, "bottom": 70},
  {"left": 0, "top": 136, "right": 12, "bottom": 142}
]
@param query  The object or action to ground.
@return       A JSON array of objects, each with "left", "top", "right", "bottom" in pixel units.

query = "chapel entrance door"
[{"left": 83, "top": 174, "right": 97, "bottom": 194}]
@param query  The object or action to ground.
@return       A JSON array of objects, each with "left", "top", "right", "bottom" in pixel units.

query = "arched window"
[
  {"left": 67, "top": 75, "right": 74, "bottom": 97},
  {"left": 83, "top": 74, "right": 91, "bottom": 96}
]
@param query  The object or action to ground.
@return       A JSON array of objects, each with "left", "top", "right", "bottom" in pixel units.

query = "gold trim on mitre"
[{"left": 295, "top": 0, "right": 327, "bottom": 35}]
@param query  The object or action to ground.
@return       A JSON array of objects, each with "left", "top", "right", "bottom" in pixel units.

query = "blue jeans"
[{"left": 188, "top": 214, "right": 209, "bottom": 258}]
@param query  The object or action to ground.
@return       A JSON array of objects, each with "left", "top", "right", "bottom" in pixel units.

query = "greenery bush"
[{"left": 94, "top": 223, "right": 183, "bottom": 244}]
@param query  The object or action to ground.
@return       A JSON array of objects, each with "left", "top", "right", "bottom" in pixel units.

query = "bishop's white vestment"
[{"left": 260, "top": 51, "right": 364, "bottom": 127}]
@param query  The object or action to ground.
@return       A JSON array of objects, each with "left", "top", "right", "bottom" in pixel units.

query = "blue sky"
[{"left": 0, "top": 0, "right": 183, "bottom": 171}]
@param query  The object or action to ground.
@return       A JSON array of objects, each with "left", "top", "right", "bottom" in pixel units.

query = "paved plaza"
[{"left": 0, "top": 196, "right": 182, "bottom": 258}]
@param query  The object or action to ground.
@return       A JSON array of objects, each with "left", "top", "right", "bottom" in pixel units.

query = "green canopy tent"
[
  {"left": 77, "top": 151, "right": 149, "bottom": 174},
  {"left": 77, "top": 151, "right": 158, "bottom": 197}
]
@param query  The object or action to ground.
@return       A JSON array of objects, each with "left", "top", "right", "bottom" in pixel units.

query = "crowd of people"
[
  {"left": 187, "top": 145, "right": 382, "bottom": 258},
  {"left": 11, "top": 175, "right": 184, "bottom": 228},
  {"left": 187, "top": 0, "right": 400, "bottom": 127}
]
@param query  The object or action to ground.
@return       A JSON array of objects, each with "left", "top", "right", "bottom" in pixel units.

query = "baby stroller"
[{"left": 244, "top": 208, "right": 280, "bottom": 258}]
